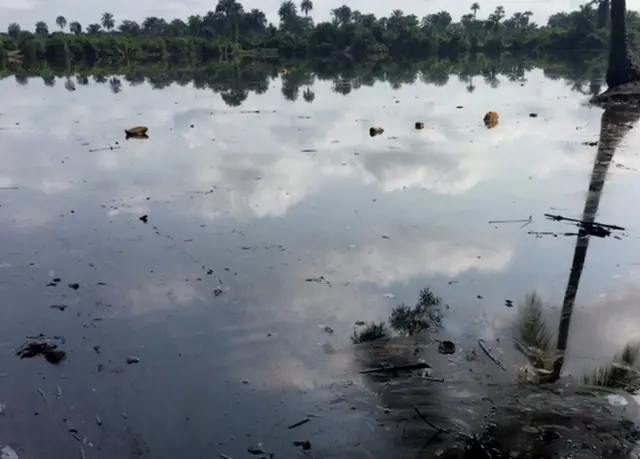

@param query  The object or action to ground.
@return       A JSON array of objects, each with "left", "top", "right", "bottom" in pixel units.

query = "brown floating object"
[
  {"left": 369, "top": 127, "right": 384, "bottom": 137},
  {"left": 483, "top": 111, "right": 499, "bottom": 129},
  {"left": 415, "top": 122, "right": 424, "bottom": 130},
  {"left": 125, "top": 126, "right": 149, "bottom": 139}
]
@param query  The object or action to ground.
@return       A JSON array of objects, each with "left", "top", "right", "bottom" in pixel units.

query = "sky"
[{"left": 1, "top": 0, "right": 636, "bottom": 31}]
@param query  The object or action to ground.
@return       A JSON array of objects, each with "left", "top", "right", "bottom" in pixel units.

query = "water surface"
[{"left": 0, "top": 65, "right": 639, "bottom": 458}]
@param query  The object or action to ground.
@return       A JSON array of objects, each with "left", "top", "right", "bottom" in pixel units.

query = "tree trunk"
[
  {"left": 548, "top": 104, "right": 640, "bottom": 383},
  {"left": 606, "top": 0, "right": 640, "bottom": 87}
]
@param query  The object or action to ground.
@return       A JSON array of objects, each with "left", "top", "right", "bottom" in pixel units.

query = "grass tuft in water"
[
  {"left": 514, "top": 292, "right": 555, "bottom": 353},
  {"left": 351, "top": 322, "right": 388, "bottom": 344},
  {"left": 581, "top": 342, "right": 640, "bottom": 392}
]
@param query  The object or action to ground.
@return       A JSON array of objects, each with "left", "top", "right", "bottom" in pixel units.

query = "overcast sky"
[{"left": 2, "top": 0, "right": 635, "bottom": 31}]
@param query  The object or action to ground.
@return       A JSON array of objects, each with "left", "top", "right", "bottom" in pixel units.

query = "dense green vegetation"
[
  {"left": 0, "top": 1, "right": 635, "bottom": 65},
  {"left": 0, "top": 53, "right": 608, "bottom": 106}
]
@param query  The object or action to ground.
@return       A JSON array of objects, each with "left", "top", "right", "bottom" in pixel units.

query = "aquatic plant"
[
  {"left": 389, "top": 288, "right": 443, "bottom": 336},
  {"left": 351, "top": 322, "right": 387, "bottom": 343},
  {"left": 582, "top": 342, "right": 640, "bottom": 391}
]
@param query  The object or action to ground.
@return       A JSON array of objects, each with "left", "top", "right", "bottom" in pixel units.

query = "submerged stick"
[
  {"left": 287, "top": 418, "right": 310, "bottom": 429},
  {"left": 477, "top": 338, "right": 507, "bottom": 371},
  {"left": 413, "top": 407, "right": 449, "bottom": 433},
  {"left": 88, "top": 146, "right": 121, "bottom": 153},
  {"left": 544, "top": 213, "right": 625, "bottom": 231},
  {"left": 488, "top": 216, "right": 532, "bottom": 224},
  {"left": 359, "top": 362, "right": 430, "bottom": 374},
  {"left": 37, "top": 388, "right": 48, "bottom": 403}
]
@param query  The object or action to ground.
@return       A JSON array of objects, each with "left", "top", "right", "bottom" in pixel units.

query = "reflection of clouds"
[
  {"left": 0, "top": 71, "right": 618, "bottom": 228},
  {"left": 323, "top": 236, "right": 512, "bottom": 287}
]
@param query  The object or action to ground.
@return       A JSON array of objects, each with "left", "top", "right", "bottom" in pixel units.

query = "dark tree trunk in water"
[
  {"left": 548, "top": 104, "right": 640, "bottom": 383},
  {"left": 606, "top": 0, "right": 640, "bottom": 88}
]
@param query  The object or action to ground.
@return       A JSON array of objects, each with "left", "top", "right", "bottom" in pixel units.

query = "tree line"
[
  {"left": 0, "top": 53, "right": 607, "bottom": 106},
  {"left": 0, "top": 0, "right": 634, "bottom": 66}
]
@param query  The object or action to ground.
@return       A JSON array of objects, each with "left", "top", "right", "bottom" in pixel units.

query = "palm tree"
[
  {"left": 35, "top": 21, "right": 49, "bottom": 35},
  {"left": 471, "top": 2, "right": 480, "bottom": 18},
  {"left": 118, "top": 20, "right": 140, "bottom": 36},
  {"left": 278, "top": 0, "right": 299, "bottom": 31},
  {"left": 55, "top": 16, "right": 67, "bottom": 30},
  {"left": 245, "top": 9, "right": 267, "bottom": 33},
  {"left": 7, "top": 23, "right": 21, "bottom": 39},
  {"left": 300, "top": 0, "right": 313, "bottom": 16},
  {"left": 332, "top": 5, "right": 352, "bottom": 26},
  {"left": 215, "top": 0, "right": 244, "bottom": 42},
  {"left": 69, "top": 21, "right": 82, "bottom": 35},
  {"left": 101, "top": 12, "right": 115, "bottom": 31},
  {"left": 605, "top": 0, "right": 640, "bottom": 88},
  {"left": 87, "top": 23, "right": 102, "bottom": 34}
]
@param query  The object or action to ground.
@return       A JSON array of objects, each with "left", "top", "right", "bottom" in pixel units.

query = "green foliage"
[
  {"left": 351, "top": 322, "right": 387, "bottom": 343},
  {"left": 0, "top": 1, "right": 634, "bottom": 66},
  {"left": 389, "top": 288, "right": 444, "bottom": 336}
]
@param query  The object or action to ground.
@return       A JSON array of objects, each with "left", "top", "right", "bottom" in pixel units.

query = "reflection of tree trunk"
[
  {"left": 549, "top": 104, "right": 640, "bottom": 382},
  {"left": 606, "top": 0, "right": 640, "bottom": 88}
]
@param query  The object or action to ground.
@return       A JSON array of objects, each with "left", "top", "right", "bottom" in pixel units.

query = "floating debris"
[
  {"left": 68, "top": 283, "right": 79, "bottom": 290},
  {"left": 126, "top": 356, "right": 141, "bottom": 365},
  {"left": 320, "top": 325, "right": 334, "bottom": 334},
  {"left": 369, "top": 127, "right": 384, "bottom": 137},
  {"left": 139, "top": 215, "right": 148, "bottom": 223},
  {"left": 16, "top": 339, "right": 66, "bottom": 365},
  {"left": 305, "top": 276, "right": 331, "bottom": 286},
  {"left": 359, "top": 361, "right": 430, "bottom": 374},
  {"left": 288, "top": 418, "right": 310, "bottom": 429},
  {"left": 483, "top": 111, "right": 499, "bottom": 129},
  {"left": 488, "top": 216, "right": 532, "bottom": 226},
  {"left": 438, "top": 340, "right": 456, "bottom": 355},
  {"left": 582, "top": 140, "right": 598, "bottom": 146},
  {"left": 88, "top": 145, "right": 121, "bottom": 153},
  {"left": 96, "top": 415, "right": 103, "bottom": 426},
  {"left": 50, "top": 304, "right": 68, "bottom": 311},
  {"left": 213, "top": 287, "right": 224, "bottom": 297},
  {"left": 293, "top": 440, "right": 311, "bottom": 450},
  {"left": 415, "top": 122, "right": 424, "bottom": 130},
  {"left": 125, "top": 126, "right": 149, "bottom": 139},
  {"left": 529, "top": 113, "right": 538, "bottom": 118},
  {"left": 0, "top": 403, "right": 5, "bottom": 415},
  {"left": 247, "top": 443, "right": 271, "bottom": 456},
  {"left": 505, "top": 299, "right": 513, "bottom": 308}
]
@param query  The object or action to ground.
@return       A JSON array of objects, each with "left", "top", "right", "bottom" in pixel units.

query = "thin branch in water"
[
  {"left": 488, "top": 216, "right": 532, "bottom": 224},
  {"left": 544, "top": 213, "right": 625, "bottom": 231},
  {"left": 478, "top": 338, "right": 507, "bottom": 371},
  {"left": 414, "top": 407, "right": 450, "bottom": 433}
]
